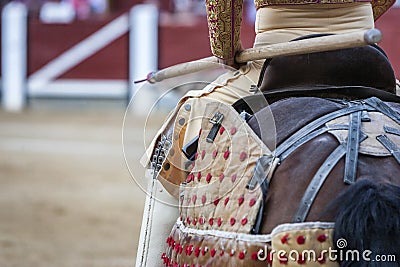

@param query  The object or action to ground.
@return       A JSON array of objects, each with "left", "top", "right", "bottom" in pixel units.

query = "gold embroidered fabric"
[
  {"left": 205, "top": 0, "right": 393, "bottom": 60},
  {"left": 370, "top": 0, "right": 395, "bottom": 19},
  {"left": 270, "top": 223, "right": 337, "bottom": 267},
  {"left": 205, "top": 0, "right": 243, "bottom": 60},
  {"left": 254, "top": 0, "right": 394, "bottom": 20},
  {"left": 162, "top": 220, "right": 338, "bottom": 266}
]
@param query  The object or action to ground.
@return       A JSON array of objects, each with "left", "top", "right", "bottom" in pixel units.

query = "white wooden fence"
[{"left": 1, "top": 3, "right": 159, "bottom": 111}]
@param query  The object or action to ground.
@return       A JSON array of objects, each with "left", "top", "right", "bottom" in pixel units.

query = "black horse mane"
[{"left": 333, "top": 179, "right": 400, "bottom": 266}]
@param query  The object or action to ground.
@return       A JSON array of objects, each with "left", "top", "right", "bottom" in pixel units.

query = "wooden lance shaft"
[{"left": 145, "top": 29, "right": 382, "bottom": 84}]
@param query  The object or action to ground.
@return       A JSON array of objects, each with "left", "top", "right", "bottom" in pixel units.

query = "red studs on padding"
[
  {"left": 213, "top": 197, "right": 220, "bottom": 206},
  {"left": 201, "top": 195, "right": 206, "bottom": 204},
  {"left": 219, "top": 173, "right": 225, "bottom": 182},
  {"left": 223, "top": 150, "right": 230, "bottom": 160},
  {"left": 185, "top": 245, "right": 193, "bottom": 256},
  {"left": 251, "top": 252, "right": 258, "bottom": 261},
  {"left": 318, "top": 253, "right": 326, "bottom": 264},
  {"left": 197, "top": 172, "right": 202, "bottom": 182},
  {"left": 239, "top": 152, "right": 247, "bottom": 162},
  {"left": 298, "top": 255, "right": 306, "bottom": 264},
  {"left": 230, "top": 218, "right": 236, "bottom": 226},
  {"left": 210, "top": 249, "right": 216, "bottom": 257},
  {"left": 206, "top": 173, "right": 212, "bottom": 183},
  {"left": 238, "top": 251, "right": 245, "bottom": 260},
  {"left": 238, "top": 195, "right": 244, "bottom": 206},
  {"left": 317, "top": 234, "right": 327, "bottom": 242},
  {"left": 219, "top": 127, "right": 225, "bottom": 135},
  {"left": 224, "top": 197, "right": 229, "bottom": 206},
  {"left": 230, "top": 127, "right": 237, "bottom": 135},
  {"left": 279, "top": 254, "right": 288, "bottom": 264},
  {"left": 212, "top": 150, "right": 218, "bottom": 159},
  {"left": 199, "top": 216, "right": 205, "bottom": 225},
  {"left": 297, "top": 235, "right": 306, "bottom": 245},
  {"left": 217, "top": 218, "right": 223, "bottom": 227},
  {"left": 194, "top": 247, "right": 200, "bottom": 257},
  {"left": 241, "top": 218, "right": 248, "bottom": 225},
  {"left": 186, "top": 173, "right": 194, "bottom": 183},
  {"left": 281, "top": 234, "right": 289, "bottom": 244},
  {"left": 209, "top": 218, "right": 214, "bottom": 226},
  {"left": 202, "top": 247, "right": 208, "bottom": 256},
  {"left": 249, "top": 198, "right": 256, "bottom": 207}
]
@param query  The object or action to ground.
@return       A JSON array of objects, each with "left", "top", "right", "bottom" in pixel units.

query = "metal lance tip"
[{"left": 364, "top": 29, "right": 382, "bottom": 44}]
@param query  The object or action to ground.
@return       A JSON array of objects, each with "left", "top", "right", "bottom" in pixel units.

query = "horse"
[
  {"left": 234, "top": 43, "right": 400, "bottom": 266},
  {"left": 159, "top": 43, "right": 400, "bottom": 267}
]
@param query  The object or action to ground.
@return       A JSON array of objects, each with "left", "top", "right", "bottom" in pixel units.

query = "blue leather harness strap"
[
  {"left": 275, "top": 104, "right": 374, "bottom": 158},
  {"left": 292, "top": 97, "right": 400, "bottom": 222},
  {"left": 247, "top": 97, "right": 400, "bottom": 229},
  {"left": 365, "top": 97, "right": 400, "bottom": 124},
  {"left": 344, "top": 110, "right": 362, "bottom": 185},
  {"left": 384, "top": 125, "right": 400, "bottom": 136},
  {"left": 376, "top": 134, "right": 400, "bottom": 164},
  {"left": 280, "top": 124, "right": 349, "bottom": 162},
  {"left": 293, "top": 134, "right": 367, "bottom": 223}
]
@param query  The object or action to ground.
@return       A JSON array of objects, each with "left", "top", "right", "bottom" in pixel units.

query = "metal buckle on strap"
[
  {"left": 151, "top": 134, "right": 172, "bottom": 179},
  {"left": 206, "top": 112, "right": 224, "bottom": 143}
]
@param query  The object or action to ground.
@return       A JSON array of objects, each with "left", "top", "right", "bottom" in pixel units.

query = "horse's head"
[{"left": 257, "top": 35, "right": 396, "bottom": 100}]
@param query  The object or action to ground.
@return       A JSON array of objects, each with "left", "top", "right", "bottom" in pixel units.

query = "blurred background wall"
[
  {"left": 0, "top": 0, "right": 399, "bottom": 106},
  {"left": 0, "top": 0, "right": 398, "bottom": 104}
]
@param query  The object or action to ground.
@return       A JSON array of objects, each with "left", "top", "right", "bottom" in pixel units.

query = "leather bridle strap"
[{"left": 293, "top": 134, "right": 367, "bottom": 223}]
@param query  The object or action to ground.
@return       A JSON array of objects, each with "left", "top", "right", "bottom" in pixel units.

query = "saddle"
[{"left": 257, "top": 43, "right": 397, "bottom": 103}]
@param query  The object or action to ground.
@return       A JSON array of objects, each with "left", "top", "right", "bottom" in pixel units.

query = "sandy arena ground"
[{"left": 0, "top": 100, "right": 166, "bottom": 267}]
